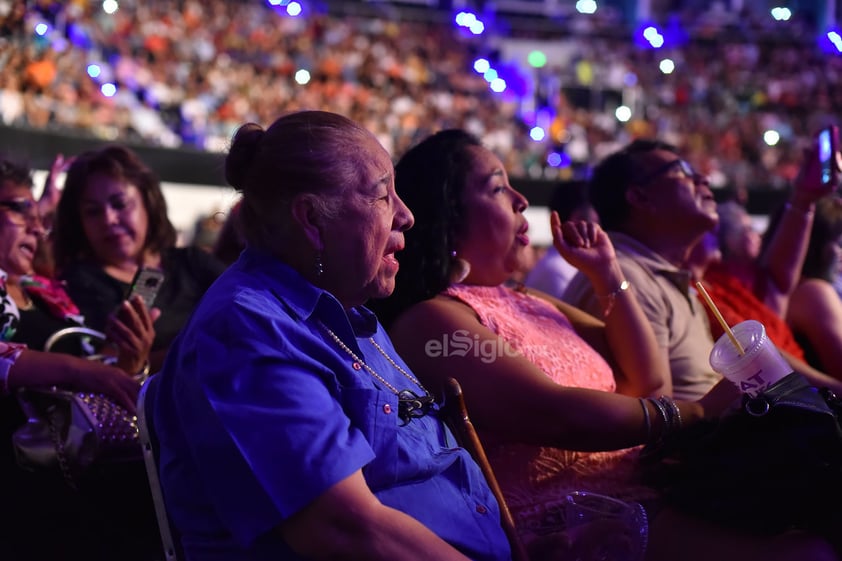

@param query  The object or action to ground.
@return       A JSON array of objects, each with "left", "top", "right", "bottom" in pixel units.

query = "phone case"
[{"left": 129, "top": 268, "right": 165, "bottom": 309}]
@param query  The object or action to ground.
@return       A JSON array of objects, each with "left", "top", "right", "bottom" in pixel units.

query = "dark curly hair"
[
  {"left": 369, "top": 129, "right": 482, "bottom": 327},
  {"left": 53, "top": 145, "right": 176, "bottom": 271}
]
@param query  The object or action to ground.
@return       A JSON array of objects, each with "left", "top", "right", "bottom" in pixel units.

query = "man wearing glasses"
[{"left": 563, "top": 140, "right": 721, "bottom": 400}]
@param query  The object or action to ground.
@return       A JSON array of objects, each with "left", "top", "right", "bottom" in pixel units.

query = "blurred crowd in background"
[{"left": 1, "top": 0, "right": 841, "bottom": 196}]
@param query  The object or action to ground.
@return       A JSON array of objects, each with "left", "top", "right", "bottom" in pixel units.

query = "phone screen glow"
[{"left": 820, "top": 129, "right": 834, "bottom": 184}]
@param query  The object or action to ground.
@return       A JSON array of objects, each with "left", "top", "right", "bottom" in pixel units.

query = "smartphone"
[
  {"left": 818, "top": 126, "right": 838, "bottom": 185},
  {"left": 127, "top": 267, "right": 165, "bottom": 309}
]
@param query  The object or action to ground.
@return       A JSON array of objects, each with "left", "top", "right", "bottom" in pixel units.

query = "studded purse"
[{"left": 12, "top": 387, "right": 142, "bottom": 487}]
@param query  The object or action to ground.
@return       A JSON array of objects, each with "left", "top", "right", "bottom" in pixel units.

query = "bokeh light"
[
  {"left": 527, "top": 50, "right": 547, "bottom": 68},
  {"left": 490, "top": 78, "right": 506, "bottom": 92},
  {"left": 294, "top": 69, "right": 310, "bottom": 84},
  {"left": 575, "top": 0, "right": 597, "bottom": 15},
  {"left": 530, "top": 127, "right": 546, "bottom": 141},
  {"left": 771, "top": 7, "right": 792, "bottom": 21},
  {"left": 102, "top": 0, "right": 119, "bottom": 14},
  {"left": 615, "top": 105, "right": 632, "bottom": 122},
  {"left": 100, "top": 83, "right": 117, "bottom": 97},
  {"left": 659, "top": 58, "right": 675, "bottom": 74},
  {"left": 764, "top": 129, "right": 781, "bottom": 146}
]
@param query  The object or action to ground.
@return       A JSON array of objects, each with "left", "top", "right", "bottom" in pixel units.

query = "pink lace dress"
[{"left": 442, "top": 284, "right": 657, "bottom": 541}]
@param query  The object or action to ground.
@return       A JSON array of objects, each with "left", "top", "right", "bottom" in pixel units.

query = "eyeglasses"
[
  {"left": 397, "top": 389, "right": 435, "bottom": 425},
  {"left": 635, "top": 159, "right": 695, "bottom": 186},
  {"left": 0, "top": 199, "right": 44, "bottom": 229}
]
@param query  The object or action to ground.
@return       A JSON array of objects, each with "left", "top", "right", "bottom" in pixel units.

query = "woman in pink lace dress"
[{"left": 371, "top": 130, "right": 837, "bottom": 561}]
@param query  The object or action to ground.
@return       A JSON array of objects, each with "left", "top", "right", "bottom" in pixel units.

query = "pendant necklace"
[{"left": 320, "top": 322, "right": 435, "bottom": 424}]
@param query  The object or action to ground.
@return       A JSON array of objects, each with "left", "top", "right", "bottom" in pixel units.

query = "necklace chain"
[{"left": 319, "top": 323, "right": 430, "bottom": 397}]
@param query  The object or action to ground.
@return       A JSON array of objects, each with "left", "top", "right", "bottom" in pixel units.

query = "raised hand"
[
  {"left": 38, "top": 153, "right": 74, "bottom": 220},
  {"left": 792, "top": 129, "right": 839, "bottom": 204},
  {"left": 550, "top": 211, "right": 617, "bottom": 280},
  {"left": 105, "top": 295, "right": 161, "bottom": 377}
]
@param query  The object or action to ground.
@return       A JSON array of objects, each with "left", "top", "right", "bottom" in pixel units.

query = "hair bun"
[{"left": 225, "top": 123, "right": 265, "bottom": 190}]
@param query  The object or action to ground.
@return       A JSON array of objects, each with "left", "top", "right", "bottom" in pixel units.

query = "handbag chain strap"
[{"left": 44, "top": 401, "right": 78, "bottom": 490}]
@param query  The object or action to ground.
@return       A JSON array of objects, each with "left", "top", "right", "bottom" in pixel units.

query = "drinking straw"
[{"left": 695, "top": 281, "right": 745, "bottom": 355}]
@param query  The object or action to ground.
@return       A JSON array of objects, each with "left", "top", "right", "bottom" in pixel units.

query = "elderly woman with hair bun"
[
  {"left": 52, "top": 145, "right": 226, "bottom": 370},
  {"left": 150, "top": 111, "right": 513, "bottom": 560}
]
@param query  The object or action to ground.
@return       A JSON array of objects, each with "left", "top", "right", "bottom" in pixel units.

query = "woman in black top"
[{"left": 53, "top": 145, "right": 226, "bottom": 370}]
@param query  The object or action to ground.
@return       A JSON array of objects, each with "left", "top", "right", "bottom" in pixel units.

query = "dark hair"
[
  {"left": 212, "top": 199, "right": 245, "bottom": 266},
  {"left": 802, "top": 197, "right": 842, "bottom": 282},
  {"left": 549, "top": 180, "right": 591, "bottom": 221},
  {"left": 224, "top": 111, "right": 375, "bottom": 250},
  {"left": 370, "top": 129, "right": 482, "bottom": 327},
  {"left": 0, "top": 158, "right": 33, "bottom": 188},
  {"left": 589, "top": 139, "right": 677, "bottom": 231},
  {"left": 53, "top": 145, "right": 176, "bottom": 270}
]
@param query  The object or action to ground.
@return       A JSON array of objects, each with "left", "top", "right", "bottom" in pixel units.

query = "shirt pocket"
[{"left": 340, "top": 387, "right": 400, "bottom": 489}]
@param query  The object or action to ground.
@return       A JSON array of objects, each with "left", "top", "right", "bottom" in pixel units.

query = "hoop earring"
[
  {"left": 315, "top": 252, "right": 324, "bottom": 277},
  {"left": 449, "top": 251, "right": 471, "bottom": 284}
]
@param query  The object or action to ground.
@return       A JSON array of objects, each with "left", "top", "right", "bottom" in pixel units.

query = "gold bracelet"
[
  {"left": 598, "top": 279, "right": 630, "bottom": 318},
  {"left": 135, "top": 360, "right": 151, "bottom": 383}
]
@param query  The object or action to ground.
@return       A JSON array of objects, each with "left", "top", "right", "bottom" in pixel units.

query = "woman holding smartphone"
[
  {"left": 53, "top": 145, "right": 226, "bottom": 370},
  {"left": 0, "top": 157, "right": 161, "bottom": 561}
]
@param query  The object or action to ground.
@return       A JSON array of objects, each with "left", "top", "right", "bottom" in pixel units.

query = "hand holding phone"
[
  {"left": 794, "top": 126, "right": 841, "bottom": 200},
  {"left": 818, "top": 126, "right": 839, "bottom": 186}
]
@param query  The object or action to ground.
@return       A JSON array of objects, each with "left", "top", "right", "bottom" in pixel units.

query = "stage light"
[
  {"left": 530, "top": 127, "right": 546, "bottom": 141},
  {"left": 615, "top": 105, "right": 632, "bottom": 122},
  {"left": 547, "top": 152, "right": 562, "bottom": 167},
  {"left": 490, "top": 78, "right": 506, "bottom": 92},
  {"left": 455, "top": 12, "right": 476, "bottom": 27},
  {"left": 575, "top": 0, "right": 597, "bottom": 15},
  {"left": 827, "top": 31, "right": 842, "bottom": 53},
  {"left": 102, "top": 0, "right": 119, "bottom": 14},
  {"left": 483, "top": 68, "right": 498, "bottom": 82},
  {"left": 34, "top": 22, "right": 48, "bottom": 36},
  {"left": 473, "top": 58, "right": 490, "bottom": 73},
  {"left": 287, "top": 2, "right": 301, "bottom": 16},
  {"left": 455, "top": 11, "right": 484, "bottom": 35},
  {"left": 771, "top": 7, "right": 792, "bottom": 21},
  {"left": 101, "top": 83, "right": 117, "bottom": 97},
  {"left": 764, "top": 130, "right": 781, "bottom": 146},
  {"left": 87, "top": 64, "right": 102, "bottom": 78},
  {"left": 294, "top": 69, "right": 310, "bottom": 84},
  {"left": 659, "top": 58, "right": 675, "bottom": 74},
  {"left": 469, "top": 21, "right": 485, "bottom": 35},
  {"left": 643, "top": 26, "right": 665, "bottom": 48}
]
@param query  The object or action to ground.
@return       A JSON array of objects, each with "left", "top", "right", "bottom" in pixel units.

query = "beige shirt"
[{"left": 563, "top": 232, "right": 722, "bottom": 400}]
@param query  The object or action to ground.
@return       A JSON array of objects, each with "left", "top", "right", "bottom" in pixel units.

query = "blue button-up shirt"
[{"left": 154, "top": 248, "right": 512, "bottom": 560}]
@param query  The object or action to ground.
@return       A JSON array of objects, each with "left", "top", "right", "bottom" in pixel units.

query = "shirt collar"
[
  {"left": 607, "top": 231, "right": 695, "bottom": 299},
  {"left": 237, "top": 248, "right": 379, "bottom": 339}
]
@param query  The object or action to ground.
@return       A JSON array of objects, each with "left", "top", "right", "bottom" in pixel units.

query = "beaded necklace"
[{"left": 320, "top": 322, "right": 435, "bottom": 424}]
